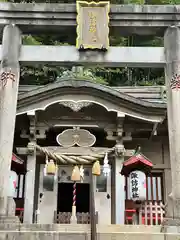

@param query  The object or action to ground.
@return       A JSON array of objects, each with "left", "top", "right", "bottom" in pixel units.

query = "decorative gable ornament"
[
  {"left": 59, "top": 100, "right": 92, "bottom": 112},
  {"left": 56, "top": 128, "right": 96, "bottom": 147}
]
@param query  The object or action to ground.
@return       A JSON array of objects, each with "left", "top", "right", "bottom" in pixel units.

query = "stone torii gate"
[{"left": 0, "top": 3, "right": 179, "bottom": 228}]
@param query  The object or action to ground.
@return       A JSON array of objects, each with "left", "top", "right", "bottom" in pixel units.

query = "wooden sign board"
[{"left": 76, "top": 1, "right": 110, "bottom": 50}]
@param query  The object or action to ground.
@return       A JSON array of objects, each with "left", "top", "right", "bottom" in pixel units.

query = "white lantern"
[
  {"left": 8, "top": 171, "right": 18, "bottom": 197},
  {"left": 129, "top": 170, "right": 146, "bottom": 201}
]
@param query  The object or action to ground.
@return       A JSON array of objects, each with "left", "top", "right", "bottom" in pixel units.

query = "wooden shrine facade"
[{"left": 12, "top": 80, "right": 169, "bottom": 225}]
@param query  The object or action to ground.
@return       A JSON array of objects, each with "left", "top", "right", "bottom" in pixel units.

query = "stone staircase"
[{"left": 0, "top": 224, "right": 178, "bottom": 240}]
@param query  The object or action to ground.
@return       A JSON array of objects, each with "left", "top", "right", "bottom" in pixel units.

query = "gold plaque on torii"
[{"left": 76, "top": 1, "right": 110, "bottom": 50}]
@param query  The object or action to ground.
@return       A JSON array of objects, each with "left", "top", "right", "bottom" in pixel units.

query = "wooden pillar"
[
  {"left": 114, "top": 144, "right": 125, "bottom": 224},
  {"left": 112, "top": 115, "right": 125, "bottom": 224},
  {"left": 23, "top": 111, "right": 37, "bottom": 223},
  {"left": 164, "top": 25, "right": 180, "bottom": 222},
  {"left": 90, "top": 171, "right": 97, "bottom": 240},
  {"left": 111, "top": 160, "right": 116, "bottom": 224},
  {"left": 0, "top": 25, "right": 21, "bottom": 216}
]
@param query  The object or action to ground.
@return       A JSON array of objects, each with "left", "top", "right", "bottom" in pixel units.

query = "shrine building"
[{"left": 11, "top": 79, "right": 168, "bottom": 225}]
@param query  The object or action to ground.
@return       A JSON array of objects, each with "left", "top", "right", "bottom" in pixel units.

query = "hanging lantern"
[
  {"left": 103, "top": 152, "right": 110, "bottom": 176},
  {"left": 46, "top": 159, "right": 56, "bottom": 175},
  {"left": 71, "top": 166, "right": 81, "bottom": 181},
  {"left": 92, "top": 160, "right": 101, "bottom": 176},
  {"left": 129, "top": 170, "right": 146, "bottom": 202}
]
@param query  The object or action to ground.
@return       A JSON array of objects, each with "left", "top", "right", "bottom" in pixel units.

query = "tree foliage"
[{"left": 5, "top": 0, "right": 180, "bottom": 86}]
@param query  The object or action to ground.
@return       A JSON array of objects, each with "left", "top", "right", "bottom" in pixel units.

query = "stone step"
[
  {"left": 0, "top": 224, "right": 162, "bottom": 233},
  {"left": 0, "top": 231, "right": 170, "bottom": 240}
]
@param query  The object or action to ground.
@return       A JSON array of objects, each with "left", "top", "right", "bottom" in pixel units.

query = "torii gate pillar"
[
  {"left": 0, "top": 25, "right": 21, "bottom": 219},
  {"left": 164, "top": 25, "right": 180, "bottom": 225}
]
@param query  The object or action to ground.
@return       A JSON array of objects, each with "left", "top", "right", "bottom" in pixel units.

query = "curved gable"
[{"left": 17, "top": 79, "right": 166, "bottom": 122}]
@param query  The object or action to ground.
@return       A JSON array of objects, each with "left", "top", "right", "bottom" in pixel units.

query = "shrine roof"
[
  {"left": 121, "top": 152, "right": 153, "bottom": 176},
  {"left": 18, "top": 84, "right": 167, "bottom": 104},
  {"left": 17, "top": 79, "right": 166, "bottom": 122}
]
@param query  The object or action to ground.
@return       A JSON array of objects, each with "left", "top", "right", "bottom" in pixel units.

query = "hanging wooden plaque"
[{"left": 76, "top": 1, "right": 110, "bottom": 50}]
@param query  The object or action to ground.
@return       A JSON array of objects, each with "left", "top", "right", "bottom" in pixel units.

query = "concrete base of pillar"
[
  {"left": 0, "top": 215, "right": 19, "bottom": 224},
  {"left": 161, "top": 195, "right": 180, "bottom": 233},
  {"left": 164, "top": 194, "right": 180, "bottom": 218},
  {"left": 161, "top": 218, "right": 180, "bottom": 233},
  {"left": 7, "top": 197, "right": 16, "bottom": 216},
  {"left": 162, "top": 217, "right": 180, "bottom": 226},
  {"left": 0, "top": 196, "right": 16, "bottom": 216},
  {"left": 0, "top": 197, "right": 19, "bottom": 225},
  {"left": 0, "top": 197, "right": 7, "bottom": 215}
]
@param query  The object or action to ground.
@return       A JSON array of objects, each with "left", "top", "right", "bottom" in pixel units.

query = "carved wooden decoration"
[
  {"left": 59, "top": 101, "right": 92, "bottom": 112},
  {"left": 76, "top": 1, "right": 110, "bottom": 50},
  {"left": 56, "top": 128, "right": 96, "bottom": 147}
]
